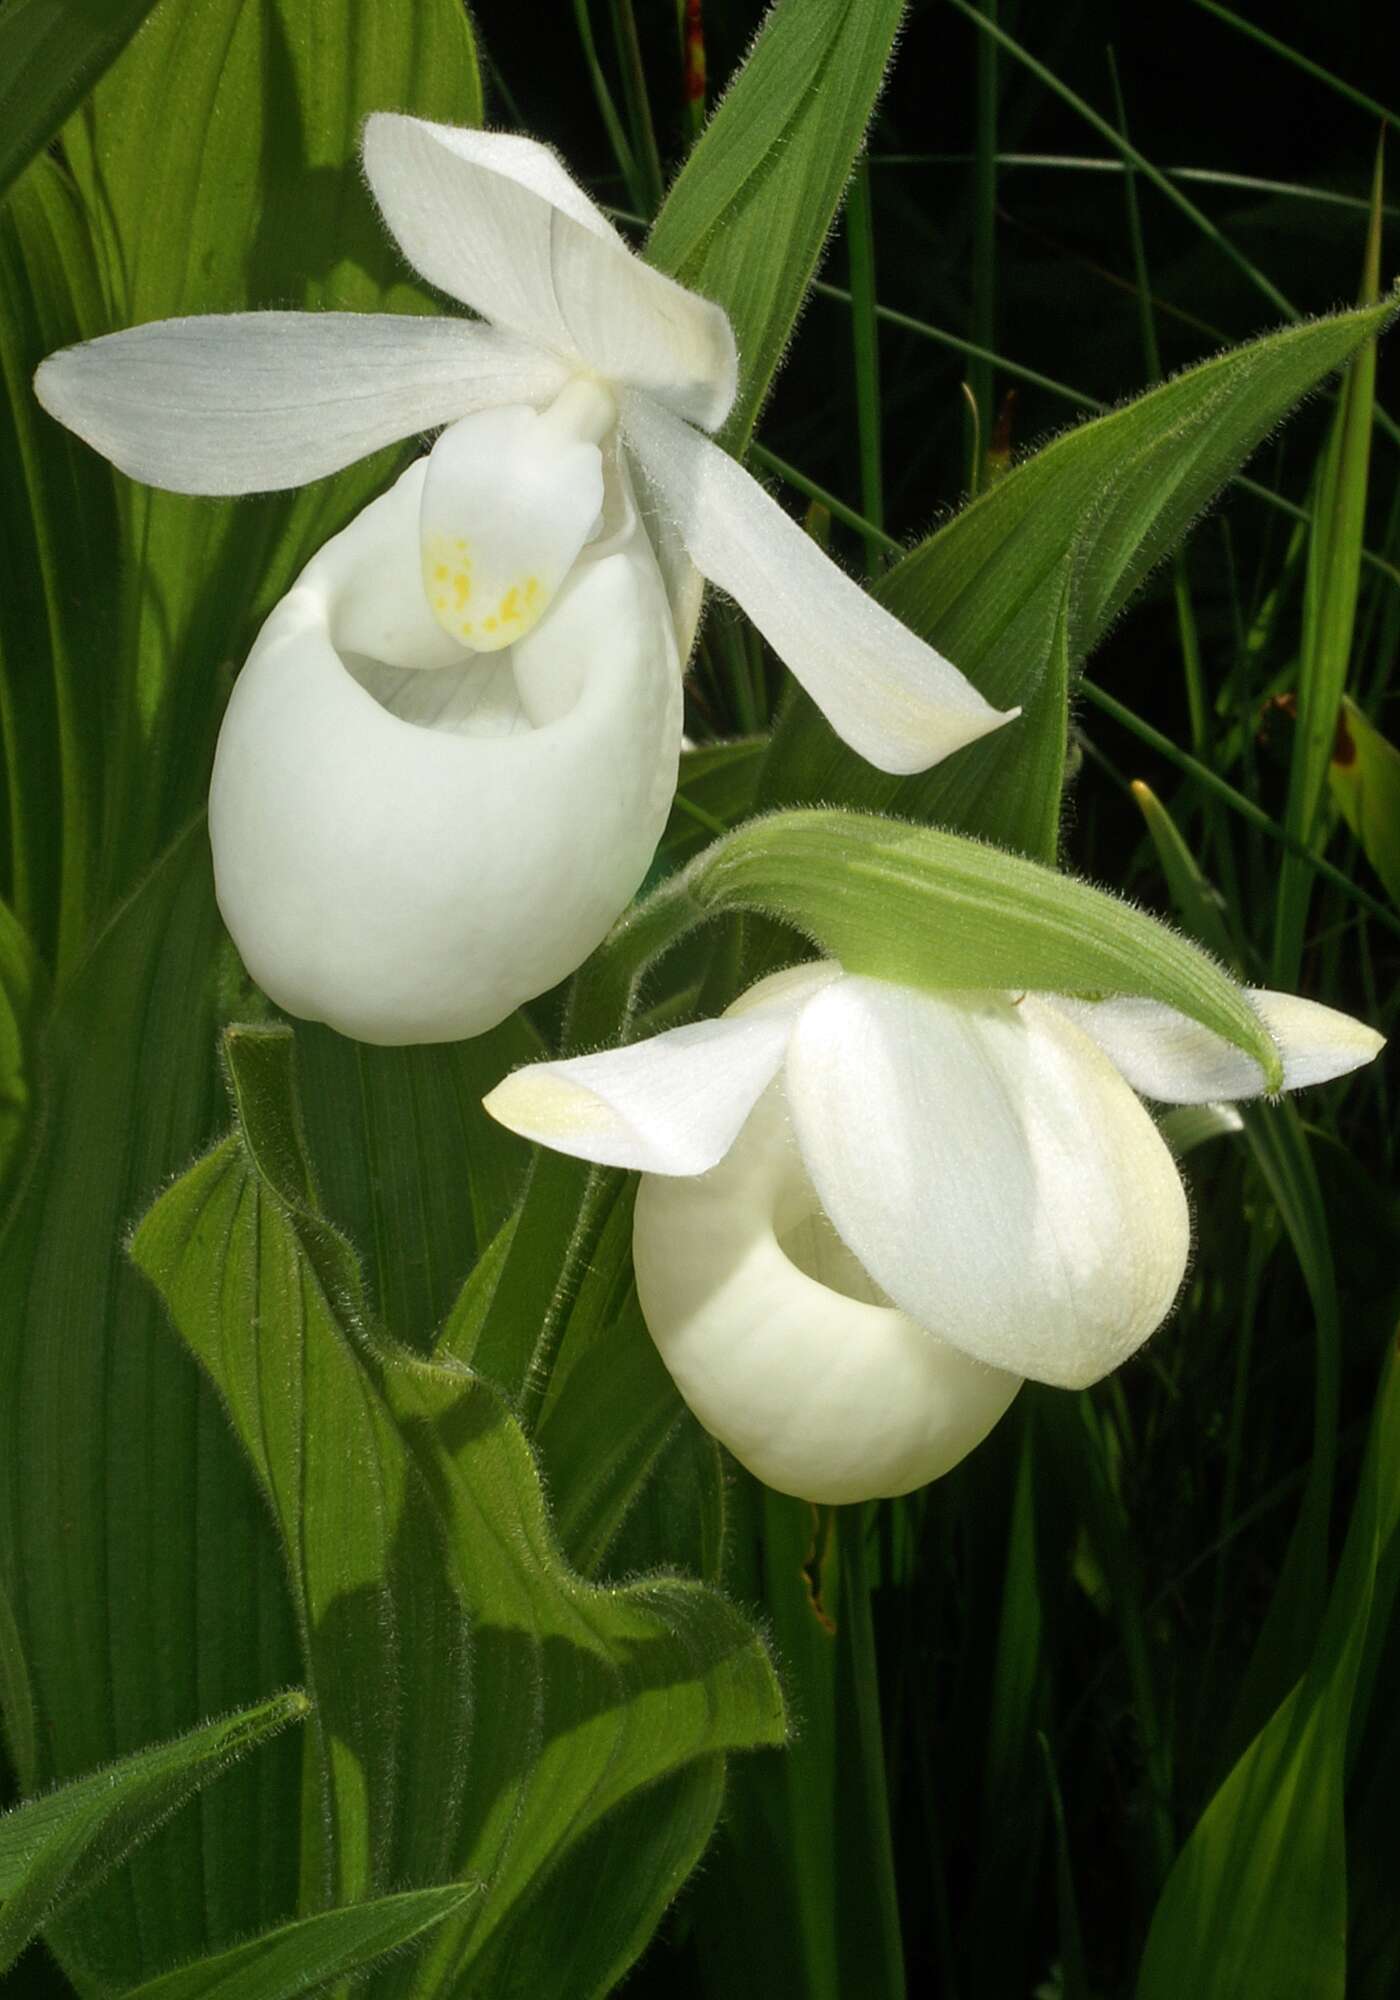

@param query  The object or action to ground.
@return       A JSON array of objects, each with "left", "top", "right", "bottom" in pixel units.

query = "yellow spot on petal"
[
  {"left": 524, "top": 576, "right": 540, "bottom": 603},
  {"left": 434, "top": 563, "right": 448, "bottom": 583},
  {"left": 452, "top": 571, "right": 471, "bottom": 610},
  {"left": 461, "top": 620, "right": 474, "bottom": 636},
  {"left": 499, "top": 586, "right": 521, "bottom": 624},
  {"left": 434, "top": 596, "right": 447, "bottom": 611},
  {"left": 484, "top": 616, "right": 498, "bottom": 633}
]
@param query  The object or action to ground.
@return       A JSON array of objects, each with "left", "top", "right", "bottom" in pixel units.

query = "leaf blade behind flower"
[
  {"left": 130, "top": 1024, "right": 786, "bottom": 1996},
  {"left": 758, "top": 295, "right": 1400, "bottom": 864}
]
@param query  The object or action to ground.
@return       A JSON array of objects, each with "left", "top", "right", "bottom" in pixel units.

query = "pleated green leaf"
[
  {"left": 130, "top": 1024, "right": 786, "bottom": 1994},
  {"left": 0, "top": 1692, "right": 307, "bottom": 1972},
  {"left": 0, "top": 151, "right": 119, "bottom": 974},
  {"left": 0, "top": 0, "right": 163, "bottom": 199},
  {"left": 758, "top": 295, "right": 1399, "bottom": 864},
  {"left": 0, "top": 829, "right": 303, "bottom": 1993},
  {"left": 119, "top": 1886, "right": 475, "bottom": 2000},
  {"left": 0, "top": 9, "right": 485, "bottom": 1987},
  {"left": 1137, "top": 1339, "right": 1400, "bottom": 2000},
  {"left": 647, "top": 0, "right": 904, "bottom": 449}
]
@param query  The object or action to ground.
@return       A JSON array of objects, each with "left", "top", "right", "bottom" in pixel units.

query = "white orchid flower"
[
  {"left": 484, "top": 965, "right": 1382, "bottom": 1503},
  {"left": 34, "top": 118, "right": 1012, "bottom": 1046}
]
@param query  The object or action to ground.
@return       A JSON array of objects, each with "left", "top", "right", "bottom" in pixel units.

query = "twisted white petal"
[
  {"left": 362, "top": 116, "right": 738, "bottom": 431},
  {"left": 783, "top": 978, "right": 1191, "bottom": 1388},
  {"left": 619, "top": 390, "right": 1016, "bottom": 774},
  {"left": 633, "top": 1080, "right": 1022, "bottom": 1503},
  {"left": 210, "top": 462, "right": 681, "bottom": 1044},
  {"left": 1049, "top": 989, "right": 1385, "bottom": 1105},
  {"left": 34, "top": 313, "right": 567, "bottom": 494},
  {"left": 484, "top": 962, "right": 839, "bottom": 1173}
]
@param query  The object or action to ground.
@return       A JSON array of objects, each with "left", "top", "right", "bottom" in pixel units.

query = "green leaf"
[
  {"left": 0, "top": 0, "right": 163, "bottom": 200},
  {"left": 119, "top": 1886, "right": 475, "bottom": 2000},
  {"left": 0, "top": 1692, "right": 308, "bottom": 1972},
  {"left": 1271, "top": 140, "right": 1384, "bottom": 984},
  {"left": 294, "top": 1020, "right": 537, "bottom": 1356},
  {"left": 1137, "top": 1338, "right": 1400, "bottom": 2000},
  {"left": 654, "top": 807, "right": 1282, "bottom": 1087},
  {"left": 1329, "top": 696, "right": 1400, "bottom": 908},
  {"left": 130, "top": 1024, "right": 786, "bottom": 1992},
  {"left": 0, "top": 152, "right": 119, "bottom": 973},
  {"left": 647, "top": 0, "right": 903, "bottom": 450},
  {"left": 458, "top": 1760, "right": 725, "bottom": 2000},
  {"left": 0, "top": 894, "right": 41, "bottom": 1205},
  {"left": 0, "top": 828, "right": 303, "bottom": 1992},
  {"left": 757, "top": 295, "right": 1400, "bottom": 864}
]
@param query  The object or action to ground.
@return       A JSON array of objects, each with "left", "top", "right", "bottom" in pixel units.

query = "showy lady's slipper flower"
[
  {"left": 35, "top": 119, "right": 1011, "bottom": 1045},
  {"left": 485, "top": 965, "right": 1382, "bottom": 1503}
]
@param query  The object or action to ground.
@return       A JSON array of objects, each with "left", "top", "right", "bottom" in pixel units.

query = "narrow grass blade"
[{"left": 1272, "top": 138, "right": 1385, "bottom": 985}]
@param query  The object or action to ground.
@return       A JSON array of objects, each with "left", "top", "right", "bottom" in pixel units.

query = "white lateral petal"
[
  {"left": 484, "top": 962, "right": 839, "bottom": 1173},
  {"left": 1048, "top": 989, "right": 1385, "bottom": 1105},
  {"left": 784, "top": 980, "right": 1190, "bottom": 1389},
  {"left": 619, "top": 390, "right": 1016, "bottom": 774},
  {"left": 210, "top": 484, "right": 681, "bottom": 1045},
  {"left": 34, "top": 313, "right": 567, "bottom": 494},
  {"left": 362, "top": 116, "right": 737, "bottom": 430},
  {"left": 633, "top": 1081, "right": 1022, "bottom": 1503}
]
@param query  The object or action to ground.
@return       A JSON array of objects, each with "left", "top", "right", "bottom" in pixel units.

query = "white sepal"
[
  {"left": 619, "top": 389, "right": 1016, "bottom": 774},
  {"left": 34, "top": 313, "right": 566, "bottom": 494},
  {"left": 361, "top": 116, "right": 738, "bottom": 431},
  {"left": 633, "top": 1080, "right": 1022, "bottom": 1503},
  {"left": 484, "top": 962, "right": 838, "bottom": 1173},
  {"left": 210, "top": 475, "right": 681, "bottom": 1045},
  {"left": 1049, "top": 989, "right": 1385, "bottom": 1105},
  {"left": 783, "top": 978, "right": 1191, "bottom": 1389}
]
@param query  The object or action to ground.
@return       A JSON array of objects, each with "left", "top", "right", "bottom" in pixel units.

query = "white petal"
[
  {"left": 418, "top": 381, "right": 612, "bottom": 652},
  {"left": 483, "top": 962, "right": 839, "bottom": 1172},
  {"left": 361, "top": 117, "right": 737, "bottom": 430},
  {"left": 34, "top": 313, "right": 567, "bottom": 494},
  {"left": 209, "top": 482, "right": 681, "bottom": 1046},
  {"left": 1048, "top": 990, "right": 1385, "bottom": 1105},
  {"left": 633, "top": 1080, "right": 1021, "bottom": 1503},
  {"left": 619, "top": 390, "right": 1016, "bottom": 774},
  {"left": 783, "top": 980, "right": 1190, "bottom": 1389}
]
